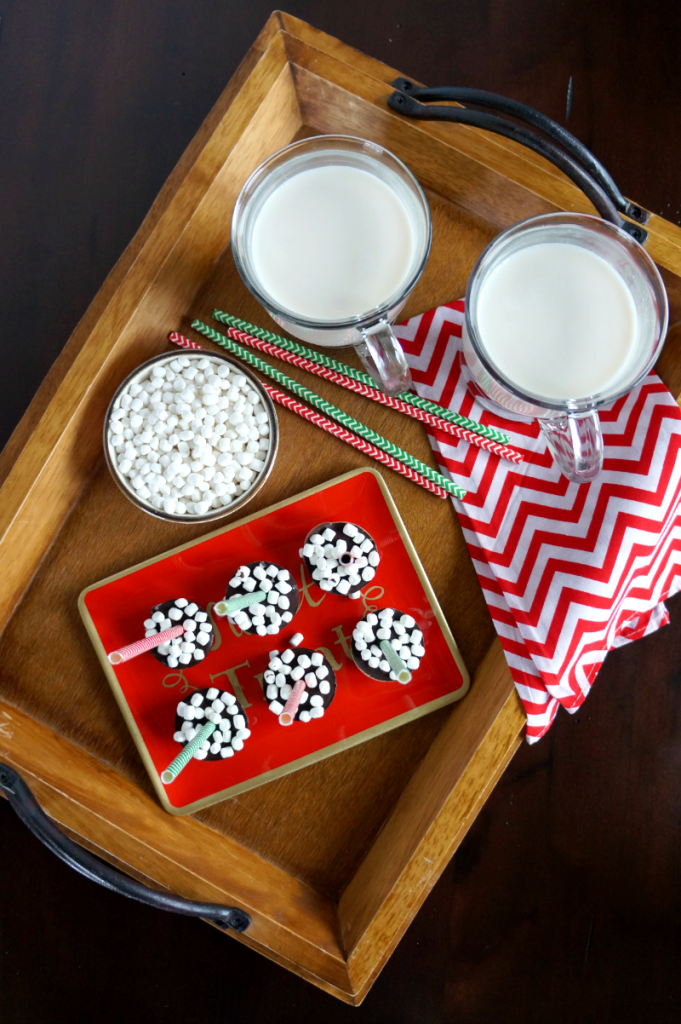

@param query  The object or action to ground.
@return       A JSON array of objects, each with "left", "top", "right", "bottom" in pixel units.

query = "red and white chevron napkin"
[{"left": 394, "top": 301, "right": 681, "bottom": 742}]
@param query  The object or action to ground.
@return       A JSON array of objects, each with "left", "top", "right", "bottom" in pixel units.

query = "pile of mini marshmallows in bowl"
[
  {"left": 174, "top": 687, "right": 250, "bottom": 759},
  {"left": 145, "top": 599, "right": 214, "bottom": 669},
  {"left": 351, "top": 608, "right": 425, "bottom": 681},
  {"left": 264, "top": 647, "right": 336, "bottom": 722},
  {"left": 106, "top": 352, "right": 274, "bottom": 519},
  {"left": 301, "top": 522, "right": 380, "bottom": 598},
  {"left": 218, "top": 561, "right": 299, "bottom": 636}
]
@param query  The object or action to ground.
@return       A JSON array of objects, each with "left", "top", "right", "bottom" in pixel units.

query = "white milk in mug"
[
  {"left": 476, "top": 242, "right": 639, "bottom": 401},
  {"left": 462, "top": 213, "right": 668, "bottom": 482},
  {"left": 231, "top": 136, "right": 432, "bottom": 396},
  {"left": 250, "top": 164, "right": 417, "bottom": 323}
]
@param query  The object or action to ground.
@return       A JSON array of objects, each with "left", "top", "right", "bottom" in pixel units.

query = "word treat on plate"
[
  {"left": 213, "top": 561, "right": 299, "bottom": 635},
  {"left": 351, "top": 608, "right": 425, "bottom": 683},
  {"left": 301, "top": 521, "right": 380, "bottom": 598},
  {"left": 107, "top": 353, "right": 272, "bottom": 518},
  {"left": 263, "top": 646, "right": 337, "bottom": 725}
]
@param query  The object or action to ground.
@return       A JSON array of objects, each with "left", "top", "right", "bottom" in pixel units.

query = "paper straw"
[
  {"left": 380, "top": 640, "right": 412, "bottom": 684},
  {"left": 188, "top": 320, "right": 467, "bottom": 500},
  {"left": 169, "top": 335, "right": 449, "bottom": 499},
  {"left": 213, "top": 591, "right": 267, "bottom": 617},
  {"left": 279, "top": 678, "right": 306, "bottom": 726},
  {"left": 213, "top": 310, "right": 511, "bottom": 446},
  {"left": 108, "top": 625, "right": 184, "bottom": 665},
  {"left": 213, "top": 320, "right": 523, "bottom": 465},
  {"left": 161, "top": 721, "right": 216, "bottom": 784}
]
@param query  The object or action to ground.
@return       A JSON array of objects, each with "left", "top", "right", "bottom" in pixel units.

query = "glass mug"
[
  {"left": 462, "top": 213, "right": 669, "bottom": 482},
  {"left": 231, "top": 135, "right": 432, "bottom": 396}
]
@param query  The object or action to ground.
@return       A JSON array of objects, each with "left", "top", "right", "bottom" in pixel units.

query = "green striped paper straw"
[
  {"left": 192, "top": 319, "right": 466, "bottom": 500},
  {"left": 213, "top": 309, "right": 510, "bottom": 446},
  {"left": 161, "top": 721, "right": 216, "bottom": 785},
  {"left": 214, "top": 591, "right": 267, "bottom": 617},
  {"left": 380, "top": 640, "right": 412, "bottom": 684}
]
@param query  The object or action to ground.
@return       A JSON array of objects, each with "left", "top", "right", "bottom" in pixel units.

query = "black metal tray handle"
[
  {"left": 388, "top": 79, "right": 648, "bottom": 244},
  {"left": 0, "top": 763, "right": 251, "bottom": 932}
]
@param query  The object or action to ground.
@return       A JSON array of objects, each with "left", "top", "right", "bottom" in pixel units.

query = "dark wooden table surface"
[{"left": 1, "top": 2, "right": 680, "bottom": 1021}]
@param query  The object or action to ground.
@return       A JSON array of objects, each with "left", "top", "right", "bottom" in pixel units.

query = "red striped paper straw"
[
  {"left": 169, "top": 333, "right": 449, "bottom": 499},
  {"left": 279, "top": 678, "right": 307, "bottom": 726},
  {"left": 219, "top": 325, "right": 524, "bottom": 465},
  {"left": 108, "top": 625, "right": 184, "bottom": 665},
  {"left": 262, "top": 385, "right": 448, "bottom": 498}
]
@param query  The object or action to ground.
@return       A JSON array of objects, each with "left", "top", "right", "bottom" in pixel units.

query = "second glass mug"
[
  {"left": 231, "top": 135, "right": 432, "bottom": 396},
  {"left": 461, "top": 213, "right": 669, "bottom": 482}
]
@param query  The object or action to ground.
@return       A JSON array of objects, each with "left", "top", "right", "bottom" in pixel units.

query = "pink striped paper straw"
[
  {"left": 171, "top": 333, "right": 202, "bottom": 350},
  {"left": 108, "top": 625, "right": 184, "bottom": 665},
  {"left": 168, "top": 334, "right": 449, "bottom": 499},
  {"left": 279, "top": 678, "right": 307, "bottom": 726},
  {"left": 219, "top": 325, "right": 524, "bottom": 465}
]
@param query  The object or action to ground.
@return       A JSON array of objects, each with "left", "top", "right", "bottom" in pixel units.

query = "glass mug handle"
[
  {"left": 540, "top": 410, "right": 603, "bottom": 483},
  {"left": 355, "top": 319, "right": 413, "bottom": 396}
]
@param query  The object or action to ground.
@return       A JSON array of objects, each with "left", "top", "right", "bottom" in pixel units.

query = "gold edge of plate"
[
  {"left": 370, "top": 471, "right": 471, "bottom": 692},
  {"left": 78, "top": 595, "right": 176, "bottom": 813},
  {"left": 77, "top": 467, "right": 377, "bottom": 600},
  {"left": 164, "top": 690, "right": 465, "bottom": 815}
]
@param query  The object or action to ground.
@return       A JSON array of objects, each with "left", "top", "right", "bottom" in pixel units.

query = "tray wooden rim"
[
  {"left": 79, "top": 467, "right": 469, "bottom": 815},
  {"left": 2, "top": 9, "right": 680, "bottom": 1006}
]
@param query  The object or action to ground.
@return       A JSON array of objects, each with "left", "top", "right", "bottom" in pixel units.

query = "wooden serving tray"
[{"left": 1, "top": 12, "right": 681, "bottom": 1005}]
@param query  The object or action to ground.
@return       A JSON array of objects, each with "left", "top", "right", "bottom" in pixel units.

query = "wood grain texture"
[{"left": 1, "top": 9, "right": 681, "bottom": 1006}]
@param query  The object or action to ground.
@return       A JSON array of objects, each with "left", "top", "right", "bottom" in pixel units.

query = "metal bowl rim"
[{"left": 102, "top": 349, "right": 279, "bottom": 524}]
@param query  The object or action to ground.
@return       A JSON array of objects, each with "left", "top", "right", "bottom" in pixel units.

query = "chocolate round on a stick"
[
  {"left": 351, "top": 608, "right": 425, "bottom": 682},
  {"left": 263, "top": 646, "right": 336, "bottom": 723},
  {"left": 301, "top": 521, "right": 380, "bottom": 598},
  {"left": 173, "top": 686, "right": 251, "bottom": 760},
  {"left": 215, "top": 561, "right": 299, "bottom": 635},
  {"left": 145, "top": 599, "right": 214, "bottom": 669}
]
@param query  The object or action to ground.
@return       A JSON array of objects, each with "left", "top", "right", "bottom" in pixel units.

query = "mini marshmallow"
[
  {"left": 290, "top": 632, "right": 304, "bottom": 647},
  {"left": 310, "top": 652, "right": 324, "bottom": 667}
]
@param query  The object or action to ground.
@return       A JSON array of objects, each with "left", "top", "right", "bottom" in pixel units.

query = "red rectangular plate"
[{"left": 79, "top": 469, "right": 469, "bottom": 814}]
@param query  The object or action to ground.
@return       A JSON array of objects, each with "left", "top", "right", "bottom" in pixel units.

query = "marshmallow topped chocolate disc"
[
  {"left": 145, "top": 599, "right": 214, "bottom": 669},
  {"left": 301, "top": 521, "right": 380, "bottom": 599},
  {"left": 173, "top": 687, "right": 250, "bottom": 760},
  {"left": 351, "top": 608, "right": 425, "bottom": 681},
  {"left": 220, "top": 561, "right": 299, "bottom": 635},
  {"left": 263, "top": 647, "right": 336, "bottom": 723}
]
